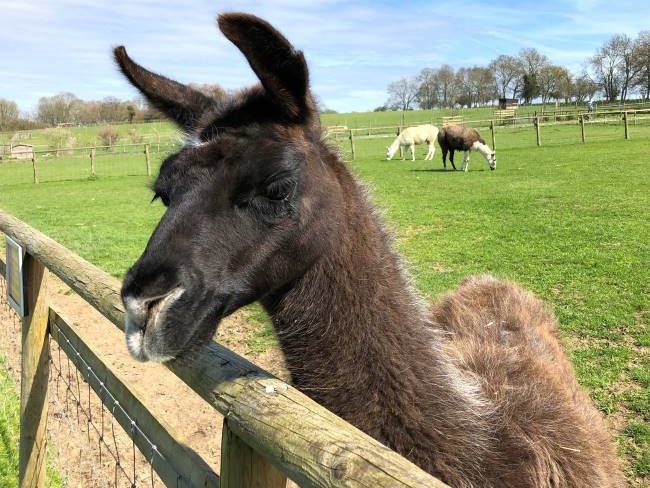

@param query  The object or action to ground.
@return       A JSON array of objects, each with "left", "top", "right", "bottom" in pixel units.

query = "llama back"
[{"left": 429, "top": 275, "right": 624, "bottom": 487}]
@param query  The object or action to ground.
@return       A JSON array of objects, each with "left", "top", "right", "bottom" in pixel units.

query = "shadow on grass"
[{"left": 407, "top": 168, "right": 459, "bottom": 173}]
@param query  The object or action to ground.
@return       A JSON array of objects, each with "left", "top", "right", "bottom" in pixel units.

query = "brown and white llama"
[
  {"left": 438, "top": 124, "right": 496, "bottom": 171},
  {"left": 116, "top": 13, "right": 624, "bottom": 487},
  {"left": 386, "top": 124, "right": 439, "bottom": 161}
]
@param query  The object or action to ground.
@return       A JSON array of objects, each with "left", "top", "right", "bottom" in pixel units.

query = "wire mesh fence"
[
  {"left": 0, "top": 143, "right": 180, "bottom": 186},
  {"left": 0, "top": 268, "right": 188, "bottom": 487}
]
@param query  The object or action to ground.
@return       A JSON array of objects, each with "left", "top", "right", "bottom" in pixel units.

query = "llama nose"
[{"left": 123, "top": 295, "right": 149, "bottom": 331}]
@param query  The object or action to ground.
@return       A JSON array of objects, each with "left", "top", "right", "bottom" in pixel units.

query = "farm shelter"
[
  {"left": 9, "top": 144, "right": 34, "bottom": 160},
  {"left": 498, "top": 98, "right": 519, "bottom": 110}
]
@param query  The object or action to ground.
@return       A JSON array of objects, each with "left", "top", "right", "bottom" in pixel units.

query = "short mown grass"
[{"left": 0, "top": 119, "right": 647, "bottom": 484}]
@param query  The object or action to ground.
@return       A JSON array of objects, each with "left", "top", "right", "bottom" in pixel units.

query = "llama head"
[
  {"left": 118, "top": 13, "right": 341, "bottom": 362},
  {"left": 488, "top": 151, "right": 496, "bottom": 171}
]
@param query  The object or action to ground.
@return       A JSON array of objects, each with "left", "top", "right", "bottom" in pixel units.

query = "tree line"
[
  {"left": 0, "top": 84, "right": 228, "bottom": 132},
  {"left": 384, "top": 32, "right": 650, "bottom": 111}
]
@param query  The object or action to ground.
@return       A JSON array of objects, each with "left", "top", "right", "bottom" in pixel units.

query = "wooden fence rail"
[
  {"left": 0, "top": 209, "right": 448, "bottom": 488},
  {"left": 329, "top": 108, "right": 649, "bottom": 158}
]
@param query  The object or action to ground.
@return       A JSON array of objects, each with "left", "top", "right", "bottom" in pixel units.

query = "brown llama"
[
  {"left": 438, "top": 124, "right": 496, "bottom": 171},
  {"left": 116, "top": 13, "right": 624, "bottom": 487}
]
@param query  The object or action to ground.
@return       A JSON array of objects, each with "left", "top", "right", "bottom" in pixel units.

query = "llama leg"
[
  {"left": 450, "top": 150, "right": 456, "bottom": 170},
  {"left": 441, "top": 148, "right": 447, "bottom": 169},
  {"left": 463, "top": 151, "right": 470, "bottom": 172},
  {"left": 411, "top": 145, "right": 415, "bottom": 161}
]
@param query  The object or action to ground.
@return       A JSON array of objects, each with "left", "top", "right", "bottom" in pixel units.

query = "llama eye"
[{"left": 264, "top": 178, "right": 296, "bottom": 201}]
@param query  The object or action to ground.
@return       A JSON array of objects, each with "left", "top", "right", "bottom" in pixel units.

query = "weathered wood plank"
[
  {"left": 220, "top": 419, "right": 286, "bottom": 488},
  {"left": 19, "top": 257, "right": 50, "bottom": 488},
  {"left": 0, "top": 210, "right": 449, "bottom": 488},
  {"left": 49, "top": 309, "right": 220, "bottom": 488}
]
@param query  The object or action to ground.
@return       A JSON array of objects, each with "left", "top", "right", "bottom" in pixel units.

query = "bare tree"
[
  {"left": 473, "top": 67, "right": 497, "bottom": 106},
  {"left": 415, "top": 68, "right": 439, "bottom": 109},
  {"left": 188, "top": 83, "right": 229, "bottom": 102},
  {"left": 556, "top": 68, "right": 574, "bottom": 104},
  {"left": 611, "top": 34, "right": 643, "bottom": 101},
  {"left": 98, "top": 96, "right": 127, "bottom": 123},
  {"left": 518, "top": 48, "right": 550, "bottom": 103},
  {"left": 589, "top": 35, "right": 632, "bottom": 103},
  {"left": 386, "top": 77, "right": 419, "bottom": 110},
  {"left": 633, "top": 31, "right": 650, "bottom": 101},
  {"left": 455, "top": 67, "right": 472, "bottom": 107},
  {"left": 37, "top": 92, "right": 80, "bottom": 126},
  {"left": 437, "top": 65, "right": 458, "bottom": 108},
  {"left": 0, "top": 99, "right": 19, "bottom": 131},
  {"left": 538, "top": 65, "right": 571, "bottom": 105},
  {"left": 573, "top": 74, "right": 599, "bottom": 102},
  {"left": 489, "top": 55, "right": 525, "bottom": 99}
]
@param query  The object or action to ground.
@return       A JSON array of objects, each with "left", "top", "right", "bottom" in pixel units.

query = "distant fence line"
[
  {"left": 328, "top": 108, "right": 650, "bottom": 159},
  {"left": 0, "top": 142, "right": 182, "bottom": 185},
  {"left": 1, "top": 107, "right": 649, "bottom": 183},
  {"left": 0, "top": 132, "right": 180, "bottom": 156}
]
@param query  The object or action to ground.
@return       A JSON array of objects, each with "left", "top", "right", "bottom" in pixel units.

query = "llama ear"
[
  {"left": 217, "top": 13, "right": 311, "bottom": 119},
  {"left": 113, "top": 46, "right": 213, "bottom": 131}
]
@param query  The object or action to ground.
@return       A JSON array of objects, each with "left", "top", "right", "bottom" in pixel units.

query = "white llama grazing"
[{"left": 386, "top": 124, "right": 439, "bottom": 161}]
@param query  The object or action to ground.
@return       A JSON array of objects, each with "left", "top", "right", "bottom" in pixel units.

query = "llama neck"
[
  {"left": 472, "top": 140, "right": 493, "bottom": 160},
  {"left": 388, "top": 138, "right": 401, "bottom": 157},
  {"left": 260, "top": 173, "right": 478, "bottom": 443}
]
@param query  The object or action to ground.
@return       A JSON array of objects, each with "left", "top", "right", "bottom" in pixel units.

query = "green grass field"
[{"left": 0, "top": 115, "right": 648, "bottom": 484}]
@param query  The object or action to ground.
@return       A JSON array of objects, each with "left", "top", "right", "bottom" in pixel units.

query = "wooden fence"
[
  {"left": 0, "top": 209, "right": 448, "bottom": 488},
  {"left": 329, "top": 108, "right": 650, "bottom": 159}
]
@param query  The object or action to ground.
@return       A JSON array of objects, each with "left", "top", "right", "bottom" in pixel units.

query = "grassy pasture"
[{"left": 0, "top": 116, "right": 648, "bottom": 484}]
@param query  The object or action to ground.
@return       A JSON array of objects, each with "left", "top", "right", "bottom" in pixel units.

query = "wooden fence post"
[
  {"left": 623, "top": 111, "right": 629, "bottom": 140},
  {"left": 535, "top": 116, "right": 541, "bottom": 147},
  {"left": 490, "top": 120, "right": 496, "bottom": 150},
  {"left": 90, "top": 147, "right": 96, "bottom": 177},
  {"left": 19, "top": 257, "right": 50, "bottom": 488},
  {"left": 348, "top": 129, "right": 356, "bottom": 161},
  {"left": 397, "top": 126, "right": 403, "bottom": 159},
  {"left": 220, "top": 419, "right": 286, "bottom": 488},
  {"left": 144, "top": 144, "right": 151, "bottom": 176},
  {"left": 31, "top": 155, "right": 38, "bottom": 184},
  {"left": 580, "top": 114, "right": 585, "bottom": 143}
]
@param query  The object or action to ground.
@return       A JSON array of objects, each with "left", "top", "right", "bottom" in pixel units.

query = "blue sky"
[{"left": 2, "top": 0, "right": 649, "bottom": 113}]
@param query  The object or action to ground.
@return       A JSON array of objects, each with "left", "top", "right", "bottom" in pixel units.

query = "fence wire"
[
  {"left": 0, "top": 143, "right": 180, "bottom": 186},
  {"left": 0, "top": 269, "right": 193, "bottom": 487},
  {"left": 326, "top": 114, "right": 650, "bottom": 162}
]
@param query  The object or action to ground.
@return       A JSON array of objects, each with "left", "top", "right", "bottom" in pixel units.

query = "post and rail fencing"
[
  {"left": 0, "top": 209, "right": 448, "bottom": 488},
  {"left": 326, "top": 108, "right": 650, "bottom": 160},
  {"left": 1, "top": 142, "right": 180, "bottom": 186}
]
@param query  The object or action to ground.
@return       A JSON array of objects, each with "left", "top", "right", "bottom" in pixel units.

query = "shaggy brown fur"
[
  {"left": 438, "top": 124, "right": 495, "bottom": 170},
  {"left": 117, "top": 12, "right": 624, "bottom": 487}
]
